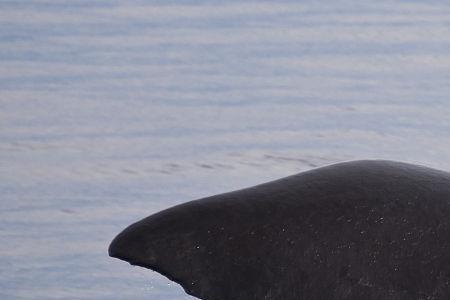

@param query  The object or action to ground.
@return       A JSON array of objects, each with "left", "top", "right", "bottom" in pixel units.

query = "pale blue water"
[{"left": 2, "top": 1, "right": 450, "bottom": 299}]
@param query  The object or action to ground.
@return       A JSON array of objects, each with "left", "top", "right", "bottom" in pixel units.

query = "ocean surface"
[{"left": 2, "top": 1, "right": 450, "bottom": 299}]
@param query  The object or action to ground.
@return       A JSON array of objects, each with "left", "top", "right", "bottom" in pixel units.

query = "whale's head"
[{"left": 108, "top": 195, "right": 272, "bottom": 299}]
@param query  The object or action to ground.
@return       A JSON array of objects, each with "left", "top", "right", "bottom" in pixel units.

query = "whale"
[{"left": 109, "top": 160, "right": 450, "bottom": 299}]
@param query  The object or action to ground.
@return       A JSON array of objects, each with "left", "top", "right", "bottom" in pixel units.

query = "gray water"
[{"left": 2, "top": 1, "right": 450, "bottom": 299}]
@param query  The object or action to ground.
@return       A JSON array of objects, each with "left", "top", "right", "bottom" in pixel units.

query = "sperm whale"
[{"left": 109, "top": 160, "right": 450, "bottom": 300}]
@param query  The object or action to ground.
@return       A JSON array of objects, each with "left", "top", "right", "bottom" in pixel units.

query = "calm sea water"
[{"left": 2, "top": 1, "right": 450, "bottom": 299}]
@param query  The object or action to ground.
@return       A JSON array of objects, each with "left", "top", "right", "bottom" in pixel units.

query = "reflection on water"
[{"left": 2, "top": 1, "right": 450, "bottom": 299}]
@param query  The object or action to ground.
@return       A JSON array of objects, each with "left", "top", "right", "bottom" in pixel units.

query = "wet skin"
[{"left": 110, "top": 160, "right": 450, "bottom": 300}]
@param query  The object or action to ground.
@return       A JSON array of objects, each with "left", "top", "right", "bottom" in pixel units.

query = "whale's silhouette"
[{"left": 109, "top": 160, "right": 450, "bottom": 299}]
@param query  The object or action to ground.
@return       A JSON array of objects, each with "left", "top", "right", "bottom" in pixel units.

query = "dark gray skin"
[{"left": 109, "top": 160, "right": 450, "bottom": 300}]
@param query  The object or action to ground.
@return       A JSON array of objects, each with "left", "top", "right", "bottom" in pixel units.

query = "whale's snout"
[{"left": 108, "top": 221, "right": 158, "bottom": 268}]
